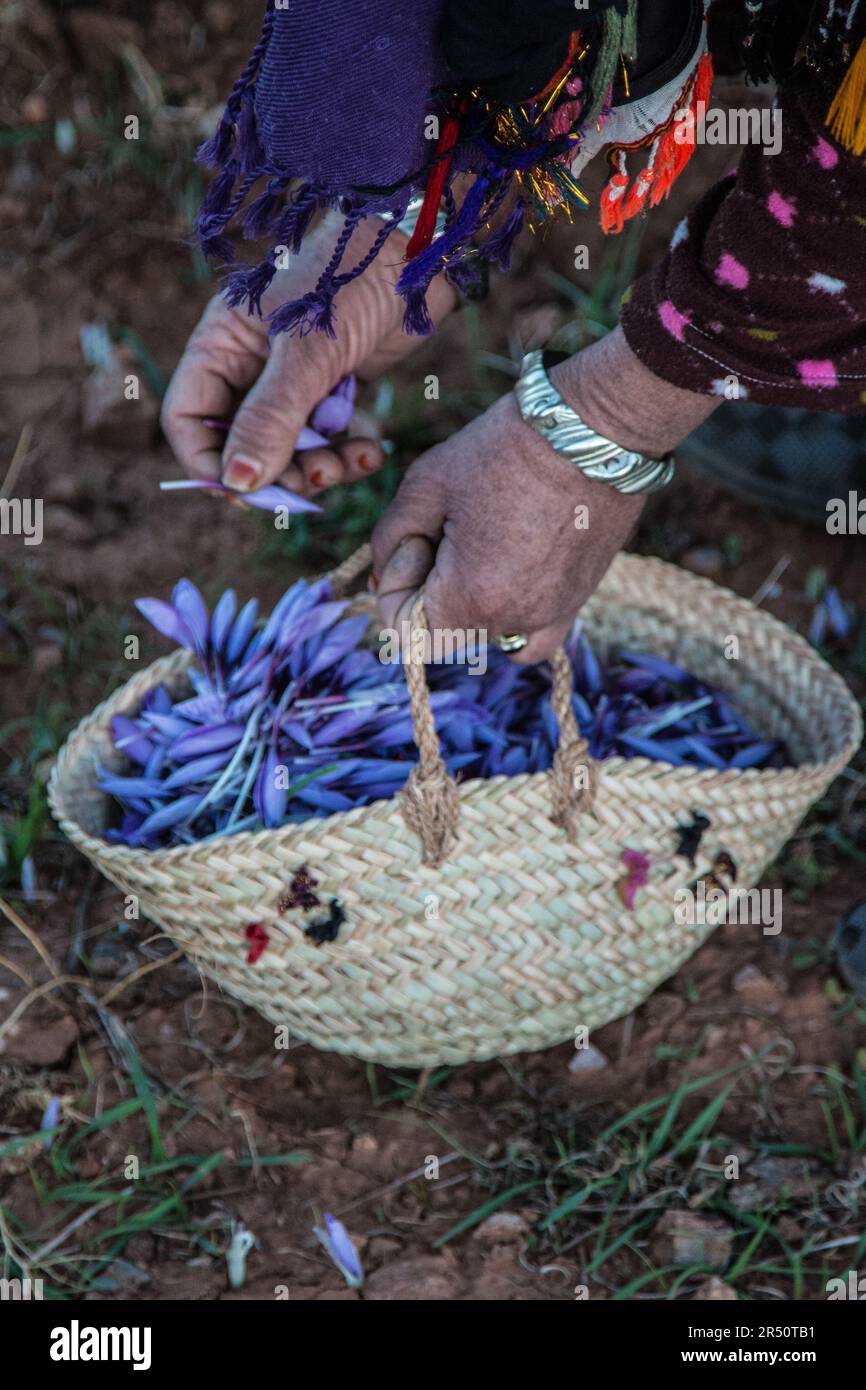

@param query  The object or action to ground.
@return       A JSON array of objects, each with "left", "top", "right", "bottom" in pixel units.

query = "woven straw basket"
[{"left": 49, "top": 547, "right": 861, "bottom": 1067}]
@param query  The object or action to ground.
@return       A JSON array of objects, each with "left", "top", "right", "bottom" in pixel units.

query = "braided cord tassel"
[{"left": 584, "top": 0, "right": 639, "bottom": 126}]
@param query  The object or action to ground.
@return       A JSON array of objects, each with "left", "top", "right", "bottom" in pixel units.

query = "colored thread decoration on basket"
[
  {"left": 674, "top": 812, "right": 712, "bottom": 865},
  {"left": 304, "top": 898, "right": 346, "bottom": 946},
  {"left": 244, "top": 921, "right": 270, "bottom": 964},
  {"left": 616, "top": 848, "right": 651, "bottom": 910},
  {"left": 278, "top": 865, "right": 320, "bottom": 912}
]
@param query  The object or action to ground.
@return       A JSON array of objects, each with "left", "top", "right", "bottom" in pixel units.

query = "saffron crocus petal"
[
  {"left": 682, "top": 736, "right": 727, "bottom": 769},
  {"left": 170, "top": 723, "right": 245, "bottom": 760},
  {"left": 162, "top": 750, "right": 234, "bottom": 789},
  {"left": 311, "top": 389, "right": 355, "bottom": 436},
  {"left": 281, "top": 718, "right": 316, "bottom": 751},
  {"left": 617, "top": 733, "right": 688, "bottom": 766},
  {"left": 280, "top": 599, "right": 348, "bottom": 653},
  {"left": 257, "top": 581, "right": 314, "bottom": 649},
  {"left": 295, "top": 425, "right": 331, "bottom": 450},
  {"left": 314, "top": 1213, "right": 363, "bottom": 1289},
  {"left": 134, "top": 794, "right": 204, "bottom": 839},
  {"left": 335, "top": 374, "right": 356, "bottom": 405},
  {"left": 239, "top": 484, "right": 321, "bottom": 515},
  {"left": 172, "top": 693, "right": 226, "bottom": 724},
  {"left": 808, "top": 605, "right": 828, "bottom": 646},
  {"left": 142, "top": 684, "right": 172, "bottom": 714},
  {"left": 254, "top": 748, "right": 288, "bottom": 827},
  {"left": 210, "top": 588, "right": 237, "bottom": 653},
  {"left": 97, "top": 774, "right": 164, "bottom": 798},
  {"left": 620, "top": 652, "right": 692, "bottom": 685},
  {"left": 40, "top": 1095, "right": 61, "bottom": 1148},
  {"left": 225, "top": 597, "right": 259, "bottom": 663},
  {"left": 729, "top": 741, "right": 779, "bottom": 768},
  {"left": 111, "top": 716, "right": 154, "bottom": 765},
  {"left": 135, "top": 598, "right": 195, "bottom": 649},
  {"left": 824, "top": 586, "right": 851, "bottom": 640},
  {"left": 305, "top": 616, "right": 370, "bottom": 680},
  {"left": 629, "top": 696, "right": 714, "bottom": 738},
  {"left": 144, "top": 745, "right": 167, "bottom": 780},
  {"left": 20, "top": 855, "right": 37, "bottom": 903},
  {"left": 160, "top": 475, "right": 320, "bottom": 514},
  {"left": 172, "top": 579, "right": 210, "bottom": 652},
  {"left": 141, "top": 711, "right": 193, "bottom": 740},
  {"left": 292, "top": 784, "right": 354, "bottom": 812},
  {"left": 343, "top": 759, "right": 415, "bottom": 785}
]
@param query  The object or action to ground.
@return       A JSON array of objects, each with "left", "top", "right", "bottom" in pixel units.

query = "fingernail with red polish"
[
  {"left": 222, "top": 456, "right": 263, "bottom": 492},
  {"left": 309, "top": 469, "right": 325, "bottom": 489},
  {"left": 358, "top": 452, "right": 378, "bottom": 473}
]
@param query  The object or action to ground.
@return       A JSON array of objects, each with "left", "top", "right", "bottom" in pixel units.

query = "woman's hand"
[
  {"left": 371, "top": 328, "right": 719, "bottom": 662},
  {"left": 161, "top": 212, "right": 457, "bottom": 498},
  {"left": 371, "top": 387, "right": 645, "bottom": 665}
]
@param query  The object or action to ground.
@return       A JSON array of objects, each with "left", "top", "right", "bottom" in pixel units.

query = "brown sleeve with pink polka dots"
[{"left": 619, "top": 81, "right": 866, "bottom": 415}]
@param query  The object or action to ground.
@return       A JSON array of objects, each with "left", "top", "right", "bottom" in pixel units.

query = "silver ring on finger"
[{"left": 496, "top": 632, "right": 529, "bottom": 653}]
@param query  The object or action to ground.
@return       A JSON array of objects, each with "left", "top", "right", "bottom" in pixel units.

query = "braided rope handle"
[{"left": 327, "top": 544, "right": 596, "bottom": 865}]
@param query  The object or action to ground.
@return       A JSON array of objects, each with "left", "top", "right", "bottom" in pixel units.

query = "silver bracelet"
[{"left": 514, "top": 350, "right": 676, "bottom": 496}]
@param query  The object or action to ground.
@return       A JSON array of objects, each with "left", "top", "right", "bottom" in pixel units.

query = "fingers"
[
  {"left": 407, "top": 528, "right": 576, "bottom": 667},
  {"left": 161, "top": 348, "right": 239, "bottom": 482},
  {"left": 376, "top": 536, "right": 437, "bottom": 631},
  {"left": 371, "top": 457, "right": 446, "bottom": 579},
  {"left": 335, "top": 436, "right": 385, "bottom": 483},
  {"left": 221, "top": 348, "right": 310, "bottom": 492},
  {"left": 162, "top": 296, "right": 268, "bottom": 480},
  {"left": 506, "top": 618, "right": 574, "bottom": 666},
  {"left": 275, "top": 437, "right": 384, "bottom": 498}
]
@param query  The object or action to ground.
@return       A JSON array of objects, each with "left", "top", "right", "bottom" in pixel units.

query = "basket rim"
[{"left": 48, "top": 551, "right": 864, "bottom": 868}]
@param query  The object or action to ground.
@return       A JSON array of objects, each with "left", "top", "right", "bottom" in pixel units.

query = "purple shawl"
[{"left": 195, "top": 0, "right": 559, "bottom": 337}]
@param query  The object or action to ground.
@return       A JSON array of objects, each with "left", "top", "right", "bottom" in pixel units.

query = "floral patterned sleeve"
[{"left": 619, "top": 77, "right": 866, "bottom": 414}]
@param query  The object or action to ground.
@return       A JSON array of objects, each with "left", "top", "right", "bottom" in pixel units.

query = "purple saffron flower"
[
  {"left": 40, "top": 1095, "right": 61, "bottom": 1149},
  {"left": 254, "top": 746, "right": 288, "bottom": 827},
  {"left": 313, "top": 1213, "right": 363, "bottom": 1289},
  {"left": 295, "top": 425, "right": 331, "bottom": 449},
  {"left": 20, "top": 854, "right": 37, "bottom": 904},
  {"left": 171, "top": 580, "right": 210, "bottom": 653},
  {"left": 135, "top": 597, "right": 195, "bottom": 648},
  {"left": 210, "top": 588, "right": 237, "bottom": 653},
  {"left": 160, "top": 478, "right": 320, "bottom": 514},
  {"left": 825, "top": 588, "right": 851, "bottom": 639},
  {"left": 310, "top": 374, "right": 356, "bottom": 435},
  {"left": 170, "top": 723, "right": 245, "bottom": 760},
  {"left": 110, "top": 716, "right": 154, "bottom": 766},
  {"left": 107, "top": 573, "right": 789, "bottom": 852},
  {"left": 226, "top": 597, "right": 259, "bottom": 663}
]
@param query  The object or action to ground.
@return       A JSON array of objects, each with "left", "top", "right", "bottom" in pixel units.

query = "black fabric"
[
  {"left": 439, "top": 2, "right": 820, "bottom": 109},
  {"left": 439, "top": 0, "right": 625, "bottom": 102},
  {"left": 618, "top": 0, "right": 703, "bottom": 102},
  {"left": 439, "top": 0, "right": 701, "bottom": 106}
]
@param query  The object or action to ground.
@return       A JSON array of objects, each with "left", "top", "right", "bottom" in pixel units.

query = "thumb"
[{"left": 220, "top": 350, "right": 315, "bottom": 492}]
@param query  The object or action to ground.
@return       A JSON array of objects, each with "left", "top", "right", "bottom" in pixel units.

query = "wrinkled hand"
[
  {"left": 371, "top": 378, "right": 645, "bottom": 665},
  {"left": 161, "top": 212, "right": 457, "bottom": 497}
]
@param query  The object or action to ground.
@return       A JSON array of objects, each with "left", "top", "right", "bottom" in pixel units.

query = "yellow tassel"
[{"left": 827, "top": 35, "right": 866, "bottom": 157}]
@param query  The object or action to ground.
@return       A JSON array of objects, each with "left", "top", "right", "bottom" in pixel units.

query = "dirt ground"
[{"left": 1, "top": 2, "right": 864, "bottom": 1302}]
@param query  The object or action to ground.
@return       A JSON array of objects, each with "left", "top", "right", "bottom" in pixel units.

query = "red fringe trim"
[
  {"left": 599, "top": 48, "right": 714, "bottom": 235},
  {"left": 650, "top": 50, "right": 714, "bottom": 208}
]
